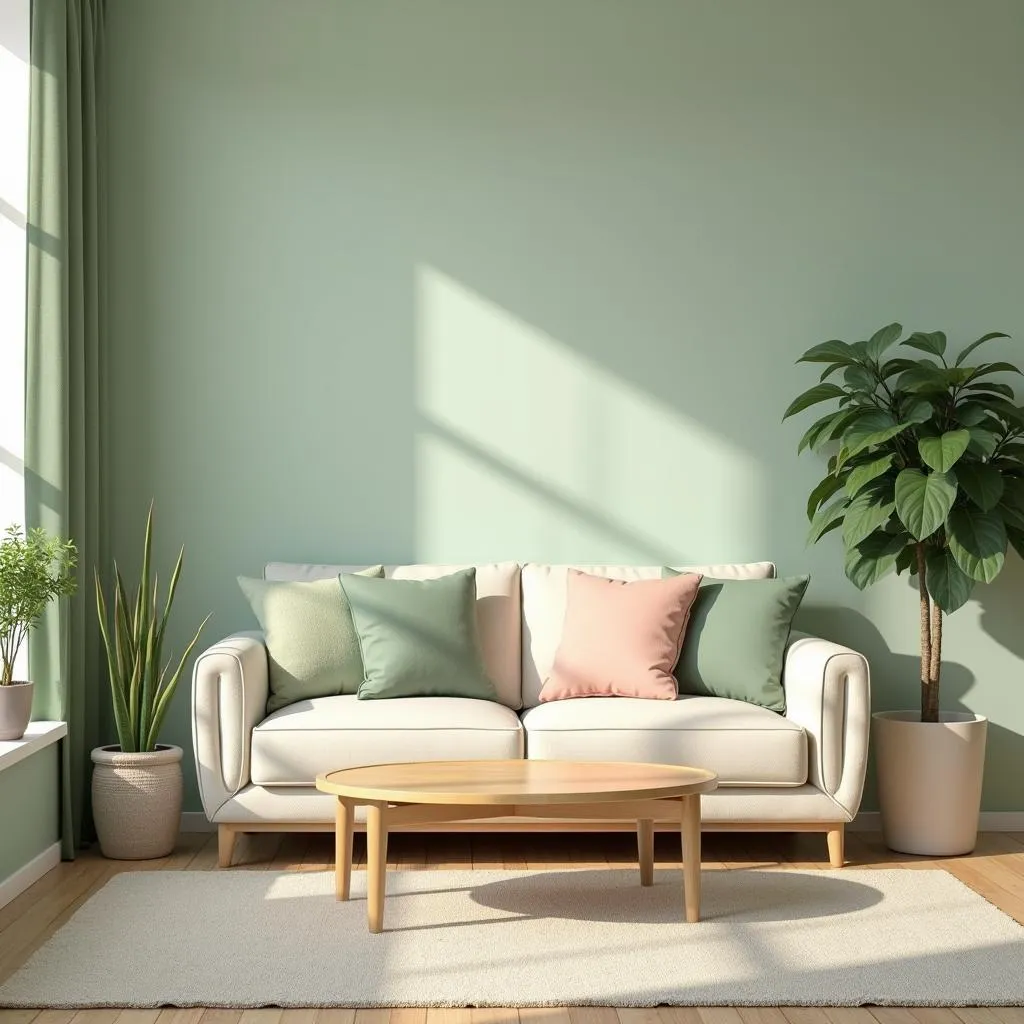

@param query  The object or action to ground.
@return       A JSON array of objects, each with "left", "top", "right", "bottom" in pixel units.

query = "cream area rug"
[{"left": 2, "top": 868, "right": 1024, "bottom": 1008}]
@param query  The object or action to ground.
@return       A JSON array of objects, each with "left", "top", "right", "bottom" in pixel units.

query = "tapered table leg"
[
  {"left": 681, "top": 794, "right": 702, "bottom": 923},
  {"left": 366, "top": 802, "right": 389, "bottom": 933},
  {"left": 335, "top": 797, "right": 353, "bottom": 900},
  {"left": 637, "top": 818, "right": 655, "bottom": 886}
]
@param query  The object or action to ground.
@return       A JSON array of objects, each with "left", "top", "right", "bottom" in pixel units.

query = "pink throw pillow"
[{"left": 539, "top": 569, "right": 704, "bottom": 702}]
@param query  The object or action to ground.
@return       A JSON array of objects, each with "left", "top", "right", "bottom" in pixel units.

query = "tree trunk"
[
  {"left": 915, "top": 544, "right": 936, "bottom": 723},
  {"left": 926, "top": 597, "right": 942, "bottom": 723}
]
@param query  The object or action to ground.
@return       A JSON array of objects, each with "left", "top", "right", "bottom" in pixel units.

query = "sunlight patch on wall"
[
  {"left": 0, "top": 0, "right": 29, "bottom": 679},
  {"left": 415, "top": 266, "right": 764, "bottom": 563}
]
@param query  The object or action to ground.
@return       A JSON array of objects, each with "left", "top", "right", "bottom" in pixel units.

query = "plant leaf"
[
  {"left": 144, "top": 614, "right": 211, "bottom": 752},
  {"left": 969, "top": 361, "right": 1023, "bottom": 380},
  {"left": 955, "top": 462, "right": 1005, "bottom": 512},
  {"left": 866, "top": 323, "right": 903, "bottom": 361},
  {"left": 880, "top": 357, "right": 922, "bottom": 380},
  {"left": 963, "top": 381, "right": 1016, "bottom": 400},
  {"left": 966, "top": 422, "right": 1002, "bottom": 458},
  {"left": 844, "top": 364, "right": 877, "bottom": 392},
  {"left": 844, "top": 530, "right": 906, "bottom": 590},
  {"left": 894, "top": 468, "right": 958, "bottom": 540},
  {"left": 846, "top": 422, "right": 913, "bottom": 460},
  {"left": 819, "top": 361, "right": 847, "bottom": 382},
  {"left": 918, "top": 429, "right": 971, "bottom": 473},
  {"left": 995, "top": 444, "right": 1024, "bottom": 470},
  {"left": 808, "top": 496, "right": 848, "bottom": 545},
  {"left": 806, "top": 473, "right": 847, "bottom": 521},
  {"left": 845, "top": 454, "right": 894, "bottom": 499},
  {"left": 953, "top": 402, "right": 988, "bottom": 427},
  {"left": 797, "top": 339, "right": 857, "bottom": 365},
  {"left": 894, "top": 544, "right": 917, "bottom": 575},
  {"left": 897, "top": 363, "right": 948, "bottom": 394},
  {"left": 925, "top": 548, "right": 975, "bottom": 613},
  {"left": 903, "top": 331, "right": 947, "bottom": 358},
  {"left": 947, "top": 508, "right": 1007, "bottom": 583},
  {"left": 1003, "top": 475, "right": 1024, "bottom": 509},
  {"left": 842, "top": 489, "right": 897, "bottom": 549},
  {"left": 955, "top": 332, "right": 1010, "bottom": 367},
  {"left": 901, "top": 397, "right": 933, "bottom": 424},
  {"left": 783, "top": 383, "right": 847, "bottom": 421},
  {"left": 798, "top": 410, "right": 842, "bottom": 455}
]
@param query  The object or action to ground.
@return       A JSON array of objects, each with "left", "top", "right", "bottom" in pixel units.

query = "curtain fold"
[{"left": 25, "top": 0, "right": 107, "bottom": 859}]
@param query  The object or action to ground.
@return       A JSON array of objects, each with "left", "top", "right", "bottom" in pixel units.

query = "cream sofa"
[{"left": 192, "top": 561, "right": 870, "bottom": 868}]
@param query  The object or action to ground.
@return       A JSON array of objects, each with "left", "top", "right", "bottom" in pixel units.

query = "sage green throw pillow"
[
  {"left": 663, "top": 569, "right": 809, "bottom": 713},
  {"left": 341, "top": 568, "right": 498, "bottom": 701},
  {"left": 238, "top": 566, "right": 384, "bottom": 714}
]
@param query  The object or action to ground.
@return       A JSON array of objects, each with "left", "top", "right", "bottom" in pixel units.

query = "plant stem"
[
  {"left": 916, "top": 543, "right": 935, "bottom": 723},
  {"left": 927, "top": 598, "right": 942, "bottom": 723}
]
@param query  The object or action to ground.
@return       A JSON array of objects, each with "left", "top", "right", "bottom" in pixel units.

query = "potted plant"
[
  {"left": 92, "top": 503, "right": 209, "bottom": 859},
  {"left": 0, "top": 525, "right": 77, "bottom": 740},
  {"left": 785, "top": 323, "right": 1024, "bottom": 855}
]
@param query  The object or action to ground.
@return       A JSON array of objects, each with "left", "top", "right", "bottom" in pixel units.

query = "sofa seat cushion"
[
  {"left": 250, "top": 695, "right": 524, "bottom": 786},
  {"left": 520, "top": 695, "right": 807, "bottom": 787}
]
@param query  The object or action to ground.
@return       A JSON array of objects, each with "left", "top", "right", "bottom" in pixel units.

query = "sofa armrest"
[
  {"left": 191, "top": 631, "right": 268, "bottom": 820},
  {"left": 783, "top": 632, "right": 870, "bottom": 819}
]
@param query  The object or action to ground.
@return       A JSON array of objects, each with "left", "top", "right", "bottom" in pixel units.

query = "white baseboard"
[
  {"left": 0, "top": 842, "right": 61, "bottom": 910},
  {"left": 852, "top": 811, "right": 1024, "bottom": 832},
  {"left": 182, "top": 810, "right": 1024, "bottom": 834}
]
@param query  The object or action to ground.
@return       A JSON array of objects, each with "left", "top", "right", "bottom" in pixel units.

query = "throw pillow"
[
  {"left": 238, "top": 566, "right": 384, "bottom": 714},
  {"left": 663, "top": 569, "right": 810, "bottom": 712},
  {"left": 538, "top": 569, "right": 704, "bottom": 702},
  {"left": 341, "top": 567, "right": 498, "bottom": 701}
]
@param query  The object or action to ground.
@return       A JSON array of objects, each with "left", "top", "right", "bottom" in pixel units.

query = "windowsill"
[{"left": 0, "top": 721, "right": 66, "bottom": 773}]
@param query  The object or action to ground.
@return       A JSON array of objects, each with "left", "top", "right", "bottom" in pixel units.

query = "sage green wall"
[
  {"left": 105, "top": 0, "right": 1024, "bottom": 813},
  {"left": 0, "top": 746, "right": 59, "bottom": 882}
]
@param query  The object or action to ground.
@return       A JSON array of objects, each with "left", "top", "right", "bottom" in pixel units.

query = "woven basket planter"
[{"left": 91, "top": 744, "right": 183, "bottom": 860}]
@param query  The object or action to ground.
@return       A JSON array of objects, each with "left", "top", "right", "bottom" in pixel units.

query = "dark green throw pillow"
[
  {"left": 663, "top": 569, "right": 809, "bottom": 712},
  {"left": 340, "top": 568, "right": 498, "bottom": 701}
]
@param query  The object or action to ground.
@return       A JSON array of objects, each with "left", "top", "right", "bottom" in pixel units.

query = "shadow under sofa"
[{"left": 191, "top": 561, "right": 870, "bottom": 869}]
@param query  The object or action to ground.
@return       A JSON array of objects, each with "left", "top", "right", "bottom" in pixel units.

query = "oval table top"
[{"left": 316, "top": 759, "right": 718, "bottom": 805}]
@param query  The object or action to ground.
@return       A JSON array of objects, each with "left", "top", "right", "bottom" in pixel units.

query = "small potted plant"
[
  {"left": 0, "top": 525, "right": 77, "bottom": 740},
  {"left": 784, "top": 324, "right": 1023, "bottom": 855},
  {"left": 92, "top": 503, "right": 209, "bottom": 859}
]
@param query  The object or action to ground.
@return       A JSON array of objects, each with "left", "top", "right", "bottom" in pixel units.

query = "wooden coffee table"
[{"left": 315, "top": 759, "right": 718, "bottom": 932}]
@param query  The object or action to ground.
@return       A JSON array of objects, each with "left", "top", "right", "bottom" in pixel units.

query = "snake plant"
[{"left": 95, "top": 503, "right": 210, "bottom": 752}]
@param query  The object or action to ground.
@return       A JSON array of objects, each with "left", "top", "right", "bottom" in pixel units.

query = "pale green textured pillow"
[
  {"left": 341, "top": 568, "right": 498, "bottom": 701},
  {"left": 238, "top": 566, "right": 384, "bottom": 714},
  {"left": 663, "top": 569, "right": 809, "bottom": 713}
]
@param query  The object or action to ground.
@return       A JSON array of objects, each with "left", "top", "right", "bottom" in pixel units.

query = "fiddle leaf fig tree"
[{"left": 784, "top": 324, "right": 1024, "bottom": 723}]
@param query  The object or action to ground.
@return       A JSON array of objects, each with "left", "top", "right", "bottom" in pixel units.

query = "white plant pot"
[
  {"left": 0, "top": 680, "right": 34, "bottom": 740},
  {"left": 91, "top": 744, "right": 183, "bottom": 860},
  {"left": 873, "top": 710, "right": 987, "bottom": 856}
]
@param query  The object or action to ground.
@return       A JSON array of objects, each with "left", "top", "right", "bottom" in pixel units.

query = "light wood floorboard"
[{"left": 1, "top": 832, "right": 1022, "bottom": 1018}]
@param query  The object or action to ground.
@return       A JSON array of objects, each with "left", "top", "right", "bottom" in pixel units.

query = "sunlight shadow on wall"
[
  {"left": 0, "top": 4, "right": 29, "bottom": 680},
  {"left": 415, "top": 266, "right": 766, "bottom": 564}
]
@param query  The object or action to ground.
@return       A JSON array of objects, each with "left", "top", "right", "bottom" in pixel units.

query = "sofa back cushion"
[
  {"left": 520, "top": 562, "right": 776, "bottom": 708},
  {"left": 264, "top": 562, "right": 523, "bottom": 708}
]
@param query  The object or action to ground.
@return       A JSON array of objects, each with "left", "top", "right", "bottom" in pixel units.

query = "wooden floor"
[{"left": 2, "top": 829, "right": 1024, "bottom": 1024}]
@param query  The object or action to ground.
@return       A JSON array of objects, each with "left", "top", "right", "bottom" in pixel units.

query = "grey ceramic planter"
[
  {"left": 0, "top": 681, "right": 34, "bottom": 741},
  {"left": 874, "top": 710, "right": 988, "bottom": 856}
]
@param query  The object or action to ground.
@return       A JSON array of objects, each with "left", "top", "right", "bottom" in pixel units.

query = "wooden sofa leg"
[
  {"left": 827, "top": 826, "right": 845, "bottom": 867},
  {"left": 218, "top": 824, "right": 238, "bottom": 868}
]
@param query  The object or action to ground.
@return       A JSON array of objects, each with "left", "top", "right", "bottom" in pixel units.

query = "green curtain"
[{"left": 25, "top": 0, "right": 107, "bottom": 860}]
